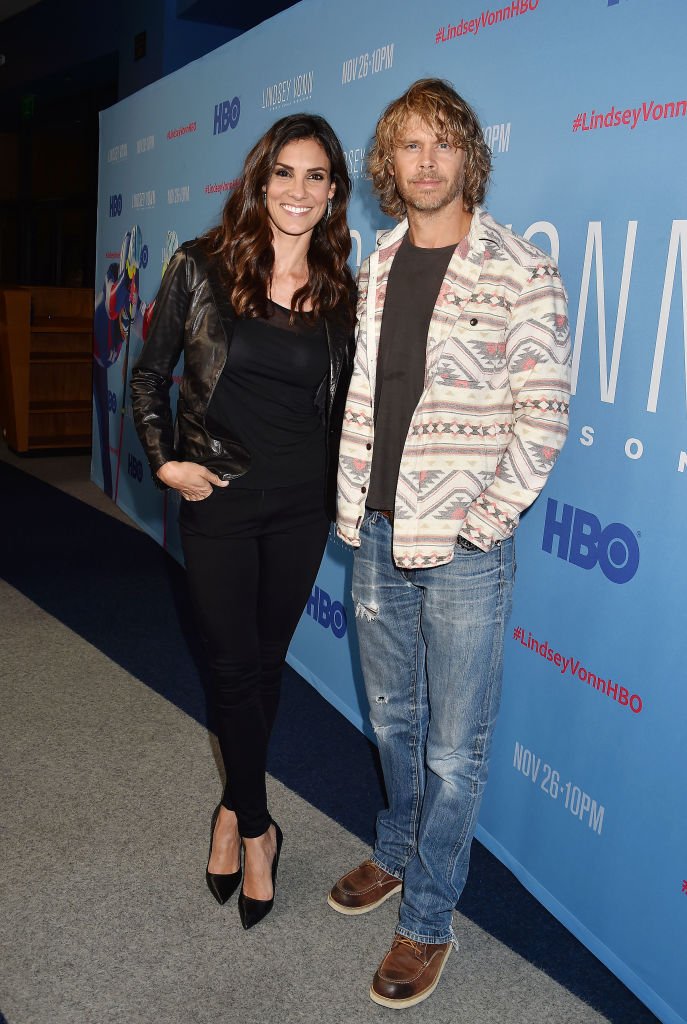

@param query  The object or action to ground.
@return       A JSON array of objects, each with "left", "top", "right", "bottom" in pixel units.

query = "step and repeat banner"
[{"left": 93, "top": 2, "right": 686, "bottom": 1020}]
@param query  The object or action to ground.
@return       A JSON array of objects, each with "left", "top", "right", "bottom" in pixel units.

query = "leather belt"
[
  {"left": 377, "top": 509, "right": 394, "bottom": 525},
  {"left": 455, "top": 533, "right": 483, "bottom": 552}
]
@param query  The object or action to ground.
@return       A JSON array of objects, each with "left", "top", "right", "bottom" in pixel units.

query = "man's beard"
[{"left": 397, "top": 166, "right": 465, "bottom": 213}]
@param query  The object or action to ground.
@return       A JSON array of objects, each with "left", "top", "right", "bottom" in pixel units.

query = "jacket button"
[
  {"left": 366, "top": 443, "right": 372, "bottom": 450},
  {"left": 361, "top": 486, "right": 367, "bottom": 493},
  {"left": 470, "top": 317, "right": 478, "bottom": 326}
]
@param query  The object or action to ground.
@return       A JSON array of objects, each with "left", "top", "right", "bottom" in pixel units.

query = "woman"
[{"left": 130, "top": 114, "right": 355, "bottom": 929}]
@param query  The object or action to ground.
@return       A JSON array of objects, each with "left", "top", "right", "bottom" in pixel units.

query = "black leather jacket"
[{"left": 130, "top": 239, "right": 355, "bottom": 521}]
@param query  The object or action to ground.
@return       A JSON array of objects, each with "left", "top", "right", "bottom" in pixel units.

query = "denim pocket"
[{"left": 361, "top": 509, "right": 381, "bottom": 530}]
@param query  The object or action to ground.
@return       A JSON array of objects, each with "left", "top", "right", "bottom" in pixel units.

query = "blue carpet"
[{"left": 0, "top": 460, "right": 659, "bottom": 1023}]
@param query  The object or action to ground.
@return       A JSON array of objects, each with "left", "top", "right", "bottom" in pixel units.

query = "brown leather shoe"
[
  {"left": 370, "top": 936, "right": 452, "bottom": 1008},
  {"left": 327, "top": 859, "right": 402, "bottom": 915}
]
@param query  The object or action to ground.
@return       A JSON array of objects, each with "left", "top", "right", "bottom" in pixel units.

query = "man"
[{"left": 330, "top": 79, "right": 571, "bottom": 1008}]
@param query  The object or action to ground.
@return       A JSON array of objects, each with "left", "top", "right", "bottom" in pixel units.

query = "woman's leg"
[
  {"left": 180, "top": 482, "right": 328, "bottom": 896},
  {"left": 241, "top": 480, "right": 329, "bottom": 899},
  {"left": 255, "top": 479, "right": 330, "bottom": 745},
  {"left": 180, "top": 490, "right": 266, "bottom": 873}
]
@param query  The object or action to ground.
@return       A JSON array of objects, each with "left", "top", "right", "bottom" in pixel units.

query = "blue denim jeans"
[{"left": 352, "top": 511, "right": 515, "bottom": 946}]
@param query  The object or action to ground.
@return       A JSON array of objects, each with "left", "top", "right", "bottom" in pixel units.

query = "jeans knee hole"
[{"left": 354, "top": 599, "right": 379, "bottom": 623}]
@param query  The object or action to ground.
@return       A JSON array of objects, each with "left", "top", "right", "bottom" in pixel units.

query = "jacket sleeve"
[
  {"left": 129, "top": 248, "right": 190, "bottom": 480},
  {"left": 461, "top": 259, "right": 571, "bottom": 550},
  {"left": 336, "top": 259, "right": 371, "bottom": 546}
]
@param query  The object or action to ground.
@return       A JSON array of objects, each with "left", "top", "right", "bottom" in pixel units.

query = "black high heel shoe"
[
  {"left": 238, "top": 821, "right": 283, "bottom": 930},
  {"left": 206, "top": 804, "right": 242, "bottom": 905}
]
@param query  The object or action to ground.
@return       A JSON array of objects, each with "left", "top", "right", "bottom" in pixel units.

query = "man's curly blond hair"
[{"left": 368, "top": 79, "right": 492, "bottom": 220}]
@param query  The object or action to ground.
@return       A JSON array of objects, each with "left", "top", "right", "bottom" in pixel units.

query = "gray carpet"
[{"left": 0, "top": 579, "right": 656, "bottom": 1024}]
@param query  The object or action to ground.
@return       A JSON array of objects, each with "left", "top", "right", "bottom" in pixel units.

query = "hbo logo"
[
  {"left": 542, "top": 498, "right": 639, "bottom": 584},
  {"left": 127, "top": 453, "right": 143, "bottom": 482},
  {"left": 213, "top": 97, "right": 240, "bottom": 135},
  {"left": 306, "top": 585, "right": 347, "bottom": 638},
  {"left": 109, "top": 193, "right": 122, "bottom": 217}
]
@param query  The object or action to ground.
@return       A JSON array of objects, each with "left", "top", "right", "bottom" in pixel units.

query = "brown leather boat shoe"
[
  {"left": 327, "top": 859, "right": 402, "bottom": 915},
  {"left": 370, "top": 936, "right": 452, "bottom": 1008}
]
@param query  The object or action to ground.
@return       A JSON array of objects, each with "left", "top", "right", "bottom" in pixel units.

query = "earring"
[
  {"left": 262, "top": 191, "right": 267, "bottom": 206},
  {"left": 325, "top": 197, "right": 332, "bottom": 221}
]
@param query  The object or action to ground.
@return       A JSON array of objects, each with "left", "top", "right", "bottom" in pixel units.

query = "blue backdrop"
[{"left": 92, "top": 3, "right": 687, "bottom": 1021}]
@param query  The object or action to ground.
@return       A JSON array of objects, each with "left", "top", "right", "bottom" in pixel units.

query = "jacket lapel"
[
  {"left": 369, "top": 215, "right": 488, "bottom": 388},
  {"left": 202, "top": 253, "right": 236, "bottom": 344},
  {"left": 424, "top": 242, "right": 485, "bottom": 383},
  {"left": 368, "top": 236, "right": 404, "bottom": 399}
]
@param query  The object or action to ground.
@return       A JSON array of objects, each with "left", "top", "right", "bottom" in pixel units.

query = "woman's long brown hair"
[{"left": 203, "top": 114, "right": 355, "bottom": 324}]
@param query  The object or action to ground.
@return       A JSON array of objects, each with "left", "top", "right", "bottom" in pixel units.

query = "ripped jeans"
[{"left": 352, "top": 511, "right": 514, "bottom": 945}]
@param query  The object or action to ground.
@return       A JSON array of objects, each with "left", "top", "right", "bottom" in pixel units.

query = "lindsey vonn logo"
[
  {"left": 261, "top": 70, "right": 314, "bottom": 110},
  {"left": 435, "top": 0, "right": 539, "bottom": 43},
  {"left": 344, "top": 145, "right": 367, "bottom": 179},
  {"left": 506, "top": 215, "right": 687, "bottom": 479},
  {"left": 132, "top": 190, "right": 155, "bottom": 209}
]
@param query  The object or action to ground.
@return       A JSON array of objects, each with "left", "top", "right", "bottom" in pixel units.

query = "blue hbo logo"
[
  {"left": 127, "top": 453, "right": 143, "bottom": 483},
  {"left": 306, "top": 586, "right": 347, "bottom": 638},
  {"left": 542, "top": 499, "right": 639, "bottom": 584},
  {"left": 109, "top": 194, "right": 122, "bottom": 217},
  {"left": 213, "top": 97, "right": 240, "bottom": 135}
]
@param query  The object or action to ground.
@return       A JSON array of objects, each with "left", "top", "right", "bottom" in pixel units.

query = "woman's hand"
[{"left": 156, "top": 461, "right": 229, "bottom": 501}]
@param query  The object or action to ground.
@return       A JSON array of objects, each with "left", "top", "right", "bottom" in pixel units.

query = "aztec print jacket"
[{"left": 336, "top": 208, "right": 571, "bottom": 568}]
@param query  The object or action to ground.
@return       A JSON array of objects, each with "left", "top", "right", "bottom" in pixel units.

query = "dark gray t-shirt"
[{"left": 366, "top": 235, "right": 456, "bottom": 510}]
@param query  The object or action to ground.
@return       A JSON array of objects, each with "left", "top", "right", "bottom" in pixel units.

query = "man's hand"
[{"left": 156, "top": 461, "right": 229, "bottom": 501}]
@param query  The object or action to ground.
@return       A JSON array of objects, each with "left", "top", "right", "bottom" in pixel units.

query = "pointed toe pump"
[
  {"left": 206, "top": 804, "right": 242, "bottom": 905},
  {"left": 238, "top": 822, "right": 283, "bottom": 930}
]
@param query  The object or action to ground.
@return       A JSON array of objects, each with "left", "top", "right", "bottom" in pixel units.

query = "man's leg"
[
  {"left": 369, "top": 537, "right": 514, "bottom": 1008},
  {"left": 329, "top": 512, "right": 425, "bottom": 912},
  {"left": 398, "top": 536, "right": 515, "bottom": 944}
]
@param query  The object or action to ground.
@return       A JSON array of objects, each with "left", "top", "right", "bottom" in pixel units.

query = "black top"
[
  {"left": 205, "top": 301, "right": 328, "bottom": 489},
  {"left": 367, "top": 235, "right": 456, "bottom": 510}
]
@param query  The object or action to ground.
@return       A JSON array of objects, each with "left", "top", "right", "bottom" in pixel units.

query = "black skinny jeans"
[{"left": 179, "top": 478, "right": 329, "bottom": 838}]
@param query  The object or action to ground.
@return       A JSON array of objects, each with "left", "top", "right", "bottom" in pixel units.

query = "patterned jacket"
[{"left": 336, "top": 208, "right": 571, "bottom": 567}]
